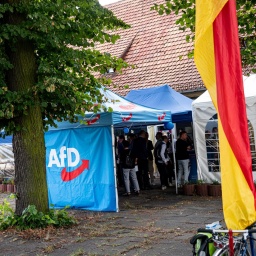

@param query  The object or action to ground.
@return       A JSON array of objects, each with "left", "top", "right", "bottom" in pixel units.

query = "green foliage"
[
  {"left": 0, "top": 196, "right": 15, "bottom": 230},
  {"left": 212, "top": 180, "right": 221, "bottom": 185},
  {"left": 196, "top": 179, "right": 206, "bottom": 185},
  {"left": 0, "top": 0, "right": 130, "bottom": 135},
  {"left": 184, "top": 181, "right": 196, "bottom": 185},
  {"left": 0, "top": 196, "right": 76, "bottom": 230},
  {"left": 152, "top": 0, "right": 256, "bottom": 71}
]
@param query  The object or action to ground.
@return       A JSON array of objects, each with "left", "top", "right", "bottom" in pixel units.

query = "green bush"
[
  {"left": 211, "top": 180, "right": 221, "bottom": 185},
  {"left": 0, "top": 195, "right": 76, "bottom": 230},
  {"left": 0, "top": 196, "right": 15, "bottom": 230}
]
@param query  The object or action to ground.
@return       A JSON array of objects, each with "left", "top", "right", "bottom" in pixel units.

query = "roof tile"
[{"left": 95, "top": 0, "right": 252, "bottom": 96}]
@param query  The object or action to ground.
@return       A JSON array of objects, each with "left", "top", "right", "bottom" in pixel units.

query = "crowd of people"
[{"left": 115, "top": 129, "right": 194, "bottom": 196}]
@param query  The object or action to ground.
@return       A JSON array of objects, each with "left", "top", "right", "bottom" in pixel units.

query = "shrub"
[
  {"left": 211, "top": 180, "right": 221, "bottom": 185},
  {"left": 0, "top": 195, "right": 76, "bottom": 230},
  {"left": 196, "top": 179, "right": 206, "bottom": 184}
]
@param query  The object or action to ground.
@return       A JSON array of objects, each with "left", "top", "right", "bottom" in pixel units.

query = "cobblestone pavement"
[{"left": 0, "top": 187, "right": 223, "bottom": 256}]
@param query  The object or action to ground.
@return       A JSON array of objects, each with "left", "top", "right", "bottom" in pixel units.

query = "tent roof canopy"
[
  {"left": 125, "top": 84, "right": 193, "bottom": 123},
  {"left": 192, "top": 74, "right": 256, "bottom": 110},
  {"left": 49, "top": 86, "right": 172, "bottom": 130},
  {"left": 191, "top": 74, "right": 256, "bottom": 182}
]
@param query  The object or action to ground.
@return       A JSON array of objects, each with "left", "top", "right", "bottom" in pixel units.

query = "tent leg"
[
  {"left": 172, "top": 133, "right": 178, "bottom": 195},
  {"left": 111, "top": 125, "right": 119, "bottom": 212}
]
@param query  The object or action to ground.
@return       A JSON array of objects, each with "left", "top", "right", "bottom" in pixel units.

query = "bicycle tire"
[{"left": 212, "top": 242, "right": 251, "bottom": 256}]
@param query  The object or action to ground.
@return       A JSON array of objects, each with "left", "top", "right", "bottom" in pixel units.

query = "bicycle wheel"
[{"left": 212, "top": 242, "right": 251, "bottom": 256}]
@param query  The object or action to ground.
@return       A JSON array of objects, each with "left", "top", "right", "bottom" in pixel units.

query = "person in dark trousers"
[
  {"left": 120, "top": 140, "right": 140, "bottom": 196},
  {"left": 132, "top": 130, "right": 151, "bottom": 190},
  {"left": 116, "top": 135, "right": 125, "bottom": 187},
  {"left": 154, "top": 131, "right": 163, "bottom": 178},
  {"left": 176, "top": 131, "right": 192, "bottom": 186},
  {"left": 167, "top": 136, "right": 176, "bottom": 186},
  {"left": 155, "top": 135, "right": 170, "bottom": 190},
  {"left": 145, "top": 132, "right": 155, "bottom": 185}
]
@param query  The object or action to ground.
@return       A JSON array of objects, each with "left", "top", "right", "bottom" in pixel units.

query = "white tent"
[
  {"left": 192, "top": 74, "right": 256, "bottom": 182},
  {"left": 0, "top": 135, "right": 14, "bottom": 178}
]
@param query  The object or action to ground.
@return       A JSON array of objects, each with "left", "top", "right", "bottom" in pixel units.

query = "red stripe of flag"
[{"left": 213, "top": 0, "right": 254, "bottom": 192}]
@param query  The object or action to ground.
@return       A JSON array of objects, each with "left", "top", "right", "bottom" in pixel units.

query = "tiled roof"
[
  {"left": 95, "top": 0, "right": 204, "bottom": 96},
  {"left": 96, "top": 0, "right": 254, "bottom": 96}
]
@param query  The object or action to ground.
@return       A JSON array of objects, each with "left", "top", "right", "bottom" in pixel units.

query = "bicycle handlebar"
[
  {"left": 197, "top": 228, "right": 256, "bottom": 234},
  {"left": 197, "top": 228, "right": 213, "bottom": 233}
]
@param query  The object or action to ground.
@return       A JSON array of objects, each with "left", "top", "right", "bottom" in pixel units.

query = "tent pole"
[
  {"left": 172, "top": 132, "right": 178, "bottom": 194},
  {"left": 111, "top": 125, "right": 119, "bottom": 212}
]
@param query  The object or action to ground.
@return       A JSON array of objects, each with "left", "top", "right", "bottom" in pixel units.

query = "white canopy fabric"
[
  {"left": 192, "top": 74, "right": 256, "bottom": 182},
  {"left": 0, "top": 144, "right": 14, "bottom": 178}
]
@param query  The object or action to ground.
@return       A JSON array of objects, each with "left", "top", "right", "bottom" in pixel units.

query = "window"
[{"left": 205, "top": 115, "right": 256, "bottom": 172}]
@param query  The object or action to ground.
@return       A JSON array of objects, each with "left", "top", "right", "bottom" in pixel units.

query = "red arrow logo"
[
  {"left": 158, "top": 112, "right": 166, "bottom": 121},
  {"left": 61, "top": 159, "right": 89, "bottom": 182},
  {"left": 87, "top": 114, "right": 100, "bottom": 125},
  {"left": 122, "top": 113, "right": 133, "bottom": 122}
]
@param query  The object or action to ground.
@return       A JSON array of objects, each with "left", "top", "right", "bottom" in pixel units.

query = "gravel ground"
[{"left": 0, "top": 186, "right": 223, "bottom": 256}]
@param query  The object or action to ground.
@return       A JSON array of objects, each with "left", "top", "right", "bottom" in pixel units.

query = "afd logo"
[{"left": 48, "top": 146, "right": 89, "bottom": 182}]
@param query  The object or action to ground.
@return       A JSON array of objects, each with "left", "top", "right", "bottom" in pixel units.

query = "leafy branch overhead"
[
  {"left": 0, "top": 0, "right": 130, "bottom": 134},
  {"left": 152, "top": 0, "right": 256, "bottom": 68}
]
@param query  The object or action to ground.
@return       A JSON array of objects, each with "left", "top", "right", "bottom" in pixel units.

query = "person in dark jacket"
[
  {"left": 155, "top": 135, "right": 170, "bottom": 190},
  {"left": 116, "top": 135, "right": 125, "bottom": 187},
  {"left": 132, "top": 130, "right": 151, "bottom": 190},
  {"left": 120, "top": 140, "right": 140, "bottom": 196},
  {"left": 176, "top": 131, "right": 192, "bottom": 186},
  {"left": 145, "top": 132, "right": 155, "bottom": 185}
]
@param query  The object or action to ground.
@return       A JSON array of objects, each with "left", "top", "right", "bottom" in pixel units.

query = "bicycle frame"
[{"left": 197, "top": 228, "right": 256, "bottom": 256}]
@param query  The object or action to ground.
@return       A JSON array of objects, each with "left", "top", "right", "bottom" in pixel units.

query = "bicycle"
[{"left": 194, "top": 227, "right": 256, "bottom": 256}]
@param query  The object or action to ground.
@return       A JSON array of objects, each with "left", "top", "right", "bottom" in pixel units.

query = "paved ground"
[{"left": 0, "top": 185, "right": 224, "bottom": 256}]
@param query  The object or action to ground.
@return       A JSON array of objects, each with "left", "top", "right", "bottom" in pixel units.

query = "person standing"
[
  {"left": 154, "top": 131, "right": 163, "bottom": 179},
  {"left": 167, "top": 136, "right": 176, "bottom": 186},
  {"left": 154, "top": 132, "right": 163, "bottom": 162},
  {"left": 116, "top": 135, "right": 125, "bottom": 187},
  {"left": 132, "top": 130, "right": 151, "bottom": 190},
  {"left": 145, "top": 132, "right": 155, "bottom": 186},
  {"left": 176, "top": 131, "right": 191, "bottom": 186},
  {"left": 210, "top": 127, "right": 218, "bottom": 140},
  {"left": 120, "top": 140, "right": 140, "bottom": 196},
  {"left": 155, "top": 135, "right": 169, "bottom": 190}
]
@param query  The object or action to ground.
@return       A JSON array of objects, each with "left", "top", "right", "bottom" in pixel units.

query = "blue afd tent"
[
  {"left": 125, "top": 84, "right": 193, "bottom": 123},
  {"left": 51, "top": 87, "right": 171, "bottom": 130},
  {"left": 46, "top": 87, "right": 172, "bottom": 212}
]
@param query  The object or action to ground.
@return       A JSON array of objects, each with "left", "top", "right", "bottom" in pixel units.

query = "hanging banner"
[
  {"left": 195, "top": 0, "right": 255, "bottom": 229},
  {"left": 45, "top": 126, "right": 117, "bottom": 212}
]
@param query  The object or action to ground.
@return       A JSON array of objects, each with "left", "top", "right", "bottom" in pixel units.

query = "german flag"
[{"left": 195, "top": 0, "right": 256, "bottom": 229}]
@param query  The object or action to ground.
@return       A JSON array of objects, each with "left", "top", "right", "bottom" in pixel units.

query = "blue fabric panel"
[
  {"left": 172, "top": 113, "right": 192, "bottom": 123},
  {"left": 126, "top": 84, "right": 193, "bottom": 123},
  {"left": 0, "top": 134, "right": 12, "bottom": 144},
  {"left": 47, "top": 112, "right": 113, "bottom": 130},
  {"left": 112, "top": 110, "right": 172, "bottom": 127},
  {"left": 45, "top": 126, "right": 117, "bottom": 211}
]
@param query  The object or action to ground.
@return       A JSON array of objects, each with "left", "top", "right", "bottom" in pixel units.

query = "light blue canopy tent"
[
  {"left": 50, "top": 86, "right": 172, "bottom": 130},
  {"left": 2, "top": 88, "right": 172, "bottom": 212},
  {"left": 46, "top": 87, "right": 172, "bottom": 212},
  {"left": 125, "top": 84, "right": 193, "bottom": 123}
]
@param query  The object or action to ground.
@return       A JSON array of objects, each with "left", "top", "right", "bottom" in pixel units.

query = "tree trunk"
[{"left": 5, "top": 5, "right": 48, "bottom": 215}]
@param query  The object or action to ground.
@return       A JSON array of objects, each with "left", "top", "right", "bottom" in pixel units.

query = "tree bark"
[{"left": 5, "top": 5, "right": 48, "bottom": 215}]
